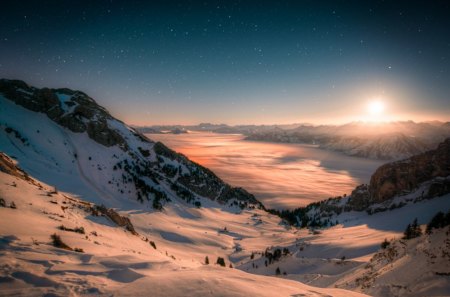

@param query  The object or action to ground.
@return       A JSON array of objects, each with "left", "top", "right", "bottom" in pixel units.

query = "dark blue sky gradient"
[{"left": 1, "top": 1, "right": 449, "bottom": 124}]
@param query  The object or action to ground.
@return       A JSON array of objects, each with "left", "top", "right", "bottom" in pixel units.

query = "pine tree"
[
  {"left": 216, "top": 257, "right": 226, "bottom": 267},
  {"left": 427, "top": 211, "right": 445, "bottom": 233},
  {"left": 403, "top": 223, "right": 412, "bottom": 239},
  {"left": 275, "top": 267, "right": 281, "bottom": 275},
  {"left": 411, "top": 218, "right": 422, "bottom": 238},
  {"left": 205, "top": 256, "right": 209, "bottom": 265},
  {"left": 381, "top": 238, "right": 390, "bottom": 249},
  {"left": 403, "top": 218, "right": 422, "bottom": 240}
]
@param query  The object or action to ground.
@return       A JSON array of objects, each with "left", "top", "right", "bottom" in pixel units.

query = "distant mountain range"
[{"left": 137, "top": 121, "right": 450, "bottom": 160}]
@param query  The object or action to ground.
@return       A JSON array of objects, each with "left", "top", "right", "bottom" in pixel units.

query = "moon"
[{"left": 367, "top": 100, "right": 385, "bottom": 116}]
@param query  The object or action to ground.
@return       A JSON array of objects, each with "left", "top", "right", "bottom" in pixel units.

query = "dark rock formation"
[
  {"left": 0, "top": 152, "right": 28, "bottom": 180},
  {"left": 369, "top": 138, "right": 450, "bottom": 203},
  {"left": 0, "top": 79, "right": 126, "bottom": 148},
  {"left": 94, "top": 205, "right": 138, "bottom": 235},
  {"left": 347, "top": 184, "right": 370, "bottom": 211}
]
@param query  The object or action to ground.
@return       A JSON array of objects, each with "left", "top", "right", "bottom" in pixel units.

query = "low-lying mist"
[{"left": 147, "top": 132, "right": 384, "bottom": 209}]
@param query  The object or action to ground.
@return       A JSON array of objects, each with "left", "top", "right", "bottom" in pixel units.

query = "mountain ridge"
[{"left": 0, "top": 78, "right": 263, "bottom": 211}]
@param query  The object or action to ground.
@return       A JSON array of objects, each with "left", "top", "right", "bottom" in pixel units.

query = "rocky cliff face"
[
  {"left": 369, "top": 138, "right": 450, "bottom": 203},
  {"left": 0, "top": 152, "right": 28, "bottom": 179},
  {"left": 275, "top": 138, "right": 450, "bottom": 227},
  {"left": 0, "top": 79, "right": 126, "bottom": 148}
]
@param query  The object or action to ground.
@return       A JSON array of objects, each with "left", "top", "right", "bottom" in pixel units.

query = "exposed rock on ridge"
[
  {"left": 369, "top": 138, "right": 450, "bottom": 203},
  {"left": 0, "top": 79, "right": 263, "bottom": 210},
  {"left": 0, "top": 79, "right": 126, "bottom": 148}
]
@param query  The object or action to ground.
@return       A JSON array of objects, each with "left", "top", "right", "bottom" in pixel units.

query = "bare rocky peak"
[{"left": 0, "top": 79, "right": 125, "bottom": 148}]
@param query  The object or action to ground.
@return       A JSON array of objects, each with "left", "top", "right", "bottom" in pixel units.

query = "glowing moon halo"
[{"left": 367, "top": 100, "right": 385, "bottom": 116}]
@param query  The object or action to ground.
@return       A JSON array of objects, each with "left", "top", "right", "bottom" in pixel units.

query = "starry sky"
[{"left": 1, "top": 1, "right": 449, "bottom": 125}]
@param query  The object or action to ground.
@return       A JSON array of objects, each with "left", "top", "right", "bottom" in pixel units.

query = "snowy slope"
[
  {"left": 334, "top": 227, "right": 450, "bottom": 297},
  {"left": 235, "top": 189, "right": 450, "bottom": 297},
  {"left": 0, "top": 79, "right": 261, "bottom": 211},
  {"left": 1, "top": 79, "right": 449, "bottom": 297},
  {"left": 0, "top": 157, "right": 367, "bottom": 297}
]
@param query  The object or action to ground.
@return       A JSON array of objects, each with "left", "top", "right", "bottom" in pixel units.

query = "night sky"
[{"left": 1, "top": 1, "right": 449, "bottom": 125}]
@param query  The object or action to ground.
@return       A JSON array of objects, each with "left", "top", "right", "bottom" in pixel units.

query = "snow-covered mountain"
[
  {"left": 0, "top": 79, "right": 262, "bottom": 211},
  {"left": 1, "top": 79, "right": 449, "bottom": 297},
  {"left": 246, "top": 122, "right": 450, "bottom": 160}
]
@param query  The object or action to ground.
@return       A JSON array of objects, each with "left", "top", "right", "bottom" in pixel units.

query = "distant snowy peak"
[
  {"left": 321, "top": 132, "right": 430, "bottom": 160},
  {"left": 246, "top": 122, "right": 450, "bottom": 160},
  {"left": 0, "top": 79, "right": 263, "bottom": 211}
]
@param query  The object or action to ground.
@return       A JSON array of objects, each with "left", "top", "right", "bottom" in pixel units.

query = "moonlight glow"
[
  {"left": 0, "top": 2, "right": 449, "bottom": 125},
  {"left": 368, "top": 101, "right": 385, "bottom": 116}
]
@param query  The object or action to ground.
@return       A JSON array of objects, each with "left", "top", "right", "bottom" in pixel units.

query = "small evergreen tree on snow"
[
  {"left": 216, "top": 257, "right": 226, "bottom": 267},
  {"left": 426, "top": 211, "right": 450, "bottom": 233},
  {"left": 411, "top": 218, "right": 422, "bottom": 237},
  {"left": 403, "top": 223, "right": 412, "bottom": 239},
  {"left": 205, "top": 256, "right": 209, "bottom": 265},
  {"left": 403, "top": 218, "right": 422, "bottom": 239},
  {"left": 381, "top": 238, "right": 390, "bottom": 249},
  {"left": 275, "top": 267, "right": 281, "bottom": 275},
  {"left": 427, "top": 211, "right": 445, "bottom": 233}
]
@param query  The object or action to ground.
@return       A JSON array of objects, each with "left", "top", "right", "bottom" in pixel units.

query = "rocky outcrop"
[
  {"left": 347, "top": 184, "right": 370, "bottom": 211},
  {"left": 0, "top": 79, "right": 125, "bottom": 148},
  {"left": 369, "top": 138, "right": 450, "bottom": 203},
  {"left": 0, "top": 152, "right": 28, "bottom": 180},
  {"left": 93, "top": 205, "right": 138, "bottom": 235}
]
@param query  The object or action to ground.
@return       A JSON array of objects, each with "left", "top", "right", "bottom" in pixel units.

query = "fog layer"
[{"left": 147, "top": 132, "right": 384, "bottom": 209}]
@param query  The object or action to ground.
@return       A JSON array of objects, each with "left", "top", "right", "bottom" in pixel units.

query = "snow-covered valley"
[{"left": 1, "top": 79, "right": 449, "bottom": 296}]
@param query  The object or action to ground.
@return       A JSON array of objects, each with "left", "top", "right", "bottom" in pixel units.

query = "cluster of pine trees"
[
  {"left": 426, "top": 210, "right": 450, "bottom": 233},
  {"left": 402, "top": 210, "right": 450, "bottom": 240},
  {"left": 403, "top": 218, "right": 422, "bottom": 240}
]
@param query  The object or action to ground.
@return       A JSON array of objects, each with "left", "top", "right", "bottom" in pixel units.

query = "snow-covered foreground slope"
[
  {"left": 0, "top": 165, "right": 367, "bottom": 296},
  {"left": 335, "top": 227, "right": 450, "bottom": 297},
  {"left": 1, "top": 153, "right": 449, "bottom": 296},
  {"left": 236, "top": 189, "right": 450, "bottom": 297}
]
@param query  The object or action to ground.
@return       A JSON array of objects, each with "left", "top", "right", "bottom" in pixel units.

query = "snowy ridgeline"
[{"left": 0, "top": 79, "right": 262, "bottom": 212}]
